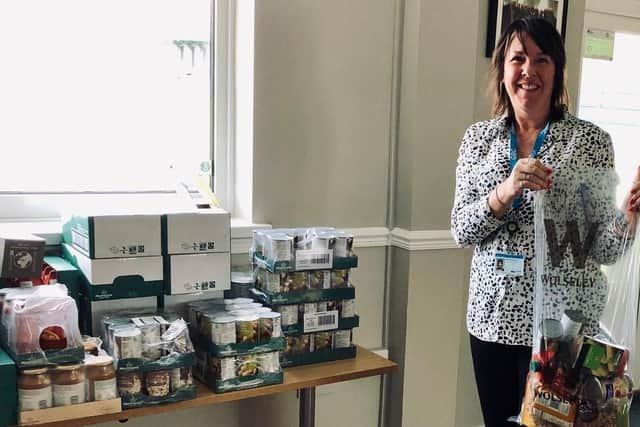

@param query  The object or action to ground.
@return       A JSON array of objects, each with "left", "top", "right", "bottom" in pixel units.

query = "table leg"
[{"left": 299, "top": 387, "right": 316, "bottom": 427}]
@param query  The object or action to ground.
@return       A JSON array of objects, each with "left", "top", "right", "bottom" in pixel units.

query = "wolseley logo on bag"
[{"left": 544, "top": 219, "right": 599, "bottom": 269}]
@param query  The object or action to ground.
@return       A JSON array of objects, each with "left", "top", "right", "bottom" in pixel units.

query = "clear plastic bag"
[
  {"left": 0, "top": 284, "right": 83, "bottom": 361},
  {"left": 600, "top": 221, "right": 640, "bottom": 384},
  {"left": 519, "top": 170, "right": 637, "bottom": 427},
  {"left": 101, "top": 311, "right": 194, "bottom": 365}
]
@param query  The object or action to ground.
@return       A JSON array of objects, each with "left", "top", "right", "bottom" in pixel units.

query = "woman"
[{"left": 451, "top": 18, "right": 639, "bottom": 426}]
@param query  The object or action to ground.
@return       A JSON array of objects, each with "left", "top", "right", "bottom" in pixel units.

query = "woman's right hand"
[{"left": 500, "top": 157, "right": 553, "bottom": 202}]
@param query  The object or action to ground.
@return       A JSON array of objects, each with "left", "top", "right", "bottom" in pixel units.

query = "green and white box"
[
  {"left": 164, "top": 252, "right": 230, "bottom": 295},
  {"left": 63, "top": 244, "right": 163, "bottom": 288},
  {"left": 162, "top": 208, "right": 230, "bottom": 255},
  {"left": 63, "top": 213, "right": 162, "bottom": 259},
  {"left": 0, "top": 233, "right": 45, "bottom": 278}
]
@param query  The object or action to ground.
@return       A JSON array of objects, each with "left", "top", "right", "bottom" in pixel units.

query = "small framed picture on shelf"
[{"left": 485, "top": 0, "right": 568, "bottom": 58}]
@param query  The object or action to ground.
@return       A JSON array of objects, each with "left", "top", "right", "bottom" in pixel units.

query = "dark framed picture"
[{"left": 485, "top": 0, "right": 568, "bottom": 58}]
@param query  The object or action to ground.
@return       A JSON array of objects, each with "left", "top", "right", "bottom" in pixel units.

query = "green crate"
[
  {"left": 282, "top": 315, "right": 359, "bottom": 336},
  {"left": 3, "top": 345, "right": 85, "bottom": 370},
  {"left": 117, "top": 352, "right": 196, "bottom": 372},
  {"left": 121, "top": 383, "right": 197, "bottom": 409},
  {"left": 253, "top": 253, "right": 358, "bottom": 272},
  {"left": 210, "top": 371, "right": 284, "bottom": 394},
  {"left": 280, "top": 346, "right": 357, "bottom": 368},
  {"left": 251, "top": 287, "right": 355, "bottom": 306},
  {"left": 0, "top": 348, "right": 17, "bottom": 427}
]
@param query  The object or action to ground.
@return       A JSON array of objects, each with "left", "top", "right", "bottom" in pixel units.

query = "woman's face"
[{"left": 502, "top": 33, "right": 555, "bottom": 120}]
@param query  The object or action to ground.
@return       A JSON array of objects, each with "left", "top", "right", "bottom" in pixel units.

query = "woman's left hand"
[{"left": 622, "top": 166, "right": 640, "bottom": 224}]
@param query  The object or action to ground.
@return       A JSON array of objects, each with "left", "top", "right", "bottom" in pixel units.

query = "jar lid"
[
  {"left": 114, "top": 328, "right": 142, "bottom": 338},
  {"left": 213, "top": 315, "right": 236, "bottom": 324},
  {"left": 232, "top": 298, "right": 253, "bottom": 304},
  {"left": 86, "top": 355, "right": 114, "bottom": 367},
  {"left": 21, "top": 367, "right": 49, "bottom": 375},
  {"left": 55, "top": 363, "right": 83, "bottom": 371},
  {"left": 235, "top": 314, "right": 260, "bottom": 322},
  {"left": 231, "top": 272, "right": 254, "bottom": 284},
  {"left": 228, "top": 309, "right": 255, "bottom": 317},
  {"left": 260, "top": 311, "right": 281, "bottom": 319}
]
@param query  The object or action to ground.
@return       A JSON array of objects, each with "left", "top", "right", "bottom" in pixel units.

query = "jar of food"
[
  {"left": 145, "top": 370, "right": 170, "bottom": 398},
  {"left": 114, "top": 328, "right": 142, "bottom": 360},
  {"left": 277, "top": 305, "right": 298, "bottom": 327},
  {"left": 259, "top": 311, "right": 282, "bottom": 340},
  {"left": 333, "top": 330, "right": 352, "bottom": 349},
  {"left": 258, "top": 352, "right": 281, "bottom": 374},
  {"left": 18, "top": 368, "right": 52, "bottom": 411},
  {"left": 235, "top": 314, "right": 259, "bottom": 343},
  {"left": 235, "top": 354, "right": 259, "bottom": 378},
  {"left": 51, "top": 364, "right": 86, "bottom": 406},
  {"left": 211, "top": 315, "right": 236, "bottom": 345},
  {"left": 170, "top": 367, "right": 193, "bottom": 392},
  {"left": 117, "top": 370, "right": 143, "bottom": 396},
  {"left": 86, "top": 356, "right": 117, "bottom": 401}
]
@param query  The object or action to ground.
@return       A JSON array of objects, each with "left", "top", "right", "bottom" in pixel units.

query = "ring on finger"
[{"left": 520, "top": 180, "right": 525, "bottom": 189}]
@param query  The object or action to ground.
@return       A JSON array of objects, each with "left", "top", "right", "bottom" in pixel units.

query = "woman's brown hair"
[{"left": 489, "top": 17, "right": 569, "bottom": 122}]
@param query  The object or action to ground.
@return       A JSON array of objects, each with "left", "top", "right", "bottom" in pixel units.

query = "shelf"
[{"left": 30, "top": 346, "right": 395, "bottom": 427}]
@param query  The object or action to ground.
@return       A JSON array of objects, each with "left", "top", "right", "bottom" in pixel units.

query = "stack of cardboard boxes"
[{"left": 61, "top": 208, "right": 231, "bottom": 334}]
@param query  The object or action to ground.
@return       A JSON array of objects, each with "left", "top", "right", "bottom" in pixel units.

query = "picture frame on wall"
[{"left": 485, "top": 0, "right": 568, "bottom": 58}]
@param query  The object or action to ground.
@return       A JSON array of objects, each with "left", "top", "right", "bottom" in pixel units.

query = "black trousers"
[{"left": 469, "top": 334, "right": 531, "bottom": 427}]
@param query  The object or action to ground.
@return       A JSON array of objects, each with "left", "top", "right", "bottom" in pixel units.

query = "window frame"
[{"left": 0, "top": 0, "right": 237, "bottom": 222}]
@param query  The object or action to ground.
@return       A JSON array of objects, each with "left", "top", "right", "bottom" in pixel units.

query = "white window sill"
[{"left": 0, "top": 219, "right": 272, "bottom": 255}]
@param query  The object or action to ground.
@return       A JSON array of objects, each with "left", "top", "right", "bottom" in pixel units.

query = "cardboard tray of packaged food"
[
  {"left": 250, "top": 287, "right": 355, "bottom": 306},
  {"left": 116, "top": 351, "right": 196, "bottom": 372},
  {"left": 18, "top": 398, "right": 122, "bottom": 425},
  {"left": 193, "top": 336, "right": 286, "bottom": 358},
  {"left": 280, "top": 346, "right": 357, "bottom": 368},
  {"left": 252, "top": 252, "right": 358, "bottom": 273},
  {"left": 0, "top": 342, "right": 85, "bottom": 370},
  {"left": 281, "top": 315, "right": 359, "bottom": 336},
  {"left": 192, "top": 364, "right": 284, "bottom": 394},
  {"left": 120, "top": 384, "right": 197, "bottom": 409}
]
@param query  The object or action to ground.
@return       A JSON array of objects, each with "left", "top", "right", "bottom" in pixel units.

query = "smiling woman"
[{"left": 451, "top": 17, "right": 640, "bottom": 427}]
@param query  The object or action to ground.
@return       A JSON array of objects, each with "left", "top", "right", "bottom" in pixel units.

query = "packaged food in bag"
[
  {"left": 519, "top": 169, "right": 637, "bottom": 427},
  {"left": 0, "top": 284, "right": 83, "bottom": 362}
]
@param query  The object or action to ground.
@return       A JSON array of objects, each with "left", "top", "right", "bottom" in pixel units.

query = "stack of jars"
[
  {"left": 101, "top": 313, "right": 197, "bottom": 408},
  {"left": 18, "top": 356, "right": 118, "bottom": 413},
  {"left": 250, "top": 227, "right": 359, "bottom": 368},
  {"left": 188, "top": 297, "right": 284, "bottom": 393}
]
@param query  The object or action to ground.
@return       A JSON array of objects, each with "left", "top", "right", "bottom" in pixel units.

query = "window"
[
  {"left": 578, "top": 31, "right": 640, "bottom": 205},
  {"left": 0, "top": 0, "right": 240, "bottom": 220}
]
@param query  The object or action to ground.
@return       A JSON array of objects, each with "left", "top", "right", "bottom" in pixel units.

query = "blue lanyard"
[{"left": 509, "top": 122, "right": 549, "bottom": 209}]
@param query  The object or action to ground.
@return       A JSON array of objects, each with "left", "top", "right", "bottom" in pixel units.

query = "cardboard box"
[
  {"left": 0, "top": 347, "right": 17, "bottom": 427},
  {"left": 0, "top": 233, "right": 45, "bottom": 279},
  {"left": 161, "top": 208, "right": 230, "bottom": 255},
  {"left": 62, "top": 244, "right": 164, "bottom": 335},
  {"left": 164, "top": 252, "right": 230, "bottom": 295},
  {"left": 63, "top": 244, "right": 163, "bottom": 287},
  {"left": 18, "top": 398, "right": 121, "bottom": 425},
  {"left": 62, "top": 214, "right": 162, "bottom": 259}
]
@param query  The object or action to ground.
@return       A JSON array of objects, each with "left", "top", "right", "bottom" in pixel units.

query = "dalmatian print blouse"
[{"left": 451, "top": 112, "right": 628, "bottom": 346}]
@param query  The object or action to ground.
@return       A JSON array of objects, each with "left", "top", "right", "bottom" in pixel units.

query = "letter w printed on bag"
[{"left": 544, "top": 220, "right": 599, "bottom": 269}]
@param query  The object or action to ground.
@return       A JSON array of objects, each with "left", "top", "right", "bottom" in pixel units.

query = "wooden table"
[{"left": 35, "top": 347, "right": 396, "bottom": 427}]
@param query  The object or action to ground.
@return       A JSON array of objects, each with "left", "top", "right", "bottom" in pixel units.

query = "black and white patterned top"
[{"left": 451, "top": 112, "right": 627, "bottom": 346}]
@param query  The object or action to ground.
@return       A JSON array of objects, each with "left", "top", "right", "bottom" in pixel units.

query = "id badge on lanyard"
[
  {"left": 498, "top": 122, "right": 549, "bottom": 276},
  {"left": 508, "top": 122, "right": 550, "bottom": 209}
]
